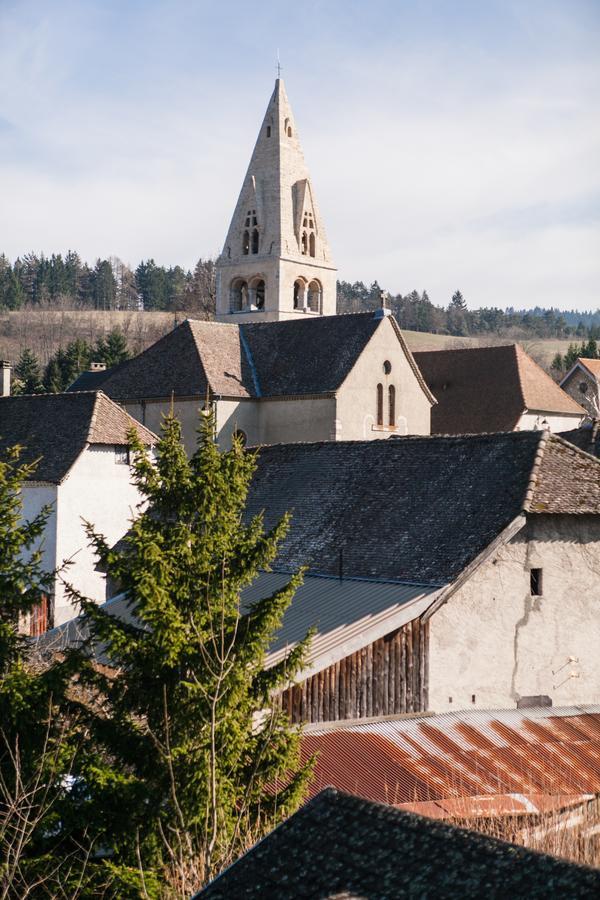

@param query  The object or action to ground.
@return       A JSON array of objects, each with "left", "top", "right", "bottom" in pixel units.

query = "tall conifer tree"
[{"left": 70, "top": 411, "right": 314, "bottom": 891}]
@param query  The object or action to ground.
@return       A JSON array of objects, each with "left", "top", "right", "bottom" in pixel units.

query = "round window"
[{"left": 383, "top": 360, "right": 392, "bottom": 375}]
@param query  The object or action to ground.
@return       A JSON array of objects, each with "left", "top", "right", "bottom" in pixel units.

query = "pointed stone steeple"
[{"left": 216, "top": 79, "right": 337, "bottom": 322}]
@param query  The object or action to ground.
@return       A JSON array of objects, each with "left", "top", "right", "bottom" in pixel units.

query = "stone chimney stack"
[{"left": 0, "top": 361, "right": 11, "bottom": 396}]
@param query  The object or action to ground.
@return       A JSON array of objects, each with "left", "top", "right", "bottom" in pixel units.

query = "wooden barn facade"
[{"left": 281, "top": 618, "right": 429, "bottom": 724}]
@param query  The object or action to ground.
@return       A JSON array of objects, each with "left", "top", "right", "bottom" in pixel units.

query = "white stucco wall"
[
  {"left": 518, "top": 410, "right": 583, "bottom": 433},
  {"left": 52, "top": 445, "right": 144, "bottom": 625},
  {"left": 428, "top": 515, "right": 600, "bottom": 712},
  {"left": 336, "top": 316, "right": 431, "bottom": 439},
  {"left": 21, "top": 482, "right": 58, "bottom": 600}
]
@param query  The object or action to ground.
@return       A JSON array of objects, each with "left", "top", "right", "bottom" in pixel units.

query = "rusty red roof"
[{"left": 301, "top": 705, "right": 600, "bottom": 818}]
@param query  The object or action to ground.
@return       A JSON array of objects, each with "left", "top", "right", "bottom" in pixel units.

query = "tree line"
[
  {"left": 0, "top": 252, "right": 216, "bottom": 316},
  {"left": 12, "top": 329, "right": 131, "bottom": 394},
  {"left": 337, "top": 280, "right": 600, "bottom": 340},
  {"left": 2, "top": 251, "right": 598, "bottom": 341}
]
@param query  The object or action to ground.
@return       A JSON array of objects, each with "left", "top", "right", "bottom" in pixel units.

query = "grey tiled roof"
[
  {"left": 88, "top": 313, "right": 424, "bottom": 402},
  {"left": 246, "top": 431, "right": 600, "bottom": 583},
  {"left": 198, "top": 788, "right": 600, "bottom": 898},
  {"left": 0, "top": 391, "right": 156, "bottom": 483}
]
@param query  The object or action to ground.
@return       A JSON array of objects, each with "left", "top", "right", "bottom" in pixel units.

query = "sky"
[{"left": 1, "top": 0, "right": 599, "bottom": 310}]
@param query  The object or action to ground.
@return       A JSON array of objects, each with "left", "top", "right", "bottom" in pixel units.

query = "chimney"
[
  {"left": 0, "top": 361, "right": 11, "bottom": 396},
  {"left": 90, "top": 362, "right": 106, "bottom": 372}
]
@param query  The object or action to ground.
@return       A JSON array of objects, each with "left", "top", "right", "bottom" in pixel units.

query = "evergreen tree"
[
  {"left": 95, "top": 328, "right": 130, "bottom": 367},
  {"left": 13, "top": 348, "right": 44, "bottom": 394},
  {"left": 92, "top": 259, "right": 117, "bottom": 310},
  {"left": 69, "top": 412, "right": 314, "bottom": 891},
  {"left": 551, "top": 352, "right": 564, "bottom": 373}
]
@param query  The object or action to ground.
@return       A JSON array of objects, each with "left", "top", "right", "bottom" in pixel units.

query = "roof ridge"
[
  {"left": 389, "top": 316, "right": 437, "bottom": 405},
  {"left": 522, "top": 429, "right": 550, "bottom": 512}
]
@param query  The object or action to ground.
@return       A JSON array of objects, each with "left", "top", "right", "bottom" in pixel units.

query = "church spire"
[{"left": 215, "top": 79, "right": 337, "bottom": 322}]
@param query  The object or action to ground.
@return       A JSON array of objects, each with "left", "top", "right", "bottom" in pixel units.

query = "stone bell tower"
[{"left": 215, "top": 78, "right": 337, "bottom": 322}]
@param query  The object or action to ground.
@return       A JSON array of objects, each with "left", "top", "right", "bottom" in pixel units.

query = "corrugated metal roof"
[
  {"left": 36, "top": 572, "right": 438, "bottom": 675},
  {"left": 246, "top": 572, "right": 438, "bottom": 672},
  {"left": 301, "top": 705, "right": 600, "bottom": 818}
]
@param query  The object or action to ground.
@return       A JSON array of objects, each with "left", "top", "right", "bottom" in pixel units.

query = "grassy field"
[{"left": 0, "top": 308, "right": 574, "bottom": 371}]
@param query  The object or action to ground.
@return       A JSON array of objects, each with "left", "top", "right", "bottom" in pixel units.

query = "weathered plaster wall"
[
  {"left": 336, "top": 316, "right": 431, "bottom": 439},
  {"left": 53, "top": 446, "right": 144, "bottom": 625},
  {"left": 124, "top": 398, "right": 209, "bottom": 455},
  {"left": 258, "top": 396, "right": 336, "bottom": 444},
  {"left": 428, "top": 515, "right": 600, "bottom": 712},
  {"left": 518, "top": 410, "right": 583, "bottom": 433},
  {"left": 561, "top": 366, "right": 599, "bottom": 419}
]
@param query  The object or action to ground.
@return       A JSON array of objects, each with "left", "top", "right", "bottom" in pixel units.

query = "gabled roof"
[
  {"left": 246, "top": 432, "right": 600, "bottom": 584},
  {"left": 560, "top": 421, "right": 600, "bottom": 458},
  {"left": 561, "top": 357, "right": 600, "bottom": 386},
  {"left": 78, "top": 313, "right": 429, "bottom": 403},
  {"left": 302, "top": 705, "right": 600, "bottom": 819},
  {"left": 0, "top": 391, "right": 156, "bottom": 484},
  {"left": 414, "top": 344, "right": 584, "bottom": 434},
  {"left": 198, "top": 788, "right": 600, "bottom": 899}
]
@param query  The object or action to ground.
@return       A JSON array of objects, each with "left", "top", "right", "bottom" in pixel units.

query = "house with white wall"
[
  {"left": 414, "top": 344, "right": 584, "bottom": 434},
  {"left": 0, "top": 391, "right": 156, "bottom": 630},
  {"left": 48, "top": 431, "right": 600, "bottom": 716}
]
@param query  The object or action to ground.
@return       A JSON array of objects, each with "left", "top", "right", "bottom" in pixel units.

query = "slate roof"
[
  {"left": 246, "top": 432, "right": 600, "bottom": 584},
  {"left": 198, "top": 788, "right": 600, "bottom": 899},
  {"left": 561, "top": 421, "right": 600, "bottom": 458},
  {"left": 67, "top": 368, "right": 113, "bottom": 392},
  {"left": 82, "top": 313, "right": 433, "bottom": 402},
  {"left": 0, "top": 391, "right": 156, "bottom": 484},
  {"left": 414, "top": 344, "right": 584, "bottom": 434}
]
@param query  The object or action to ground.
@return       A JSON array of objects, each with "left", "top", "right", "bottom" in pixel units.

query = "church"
[{"left": 72, "top": 78, "right": 434, "bottom": 450}]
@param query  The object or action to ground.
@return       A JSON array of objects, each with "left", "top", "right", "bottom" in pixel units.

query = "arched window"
[
  {"left": 284, "top": 118, "right": 292, "bottom": 137},
  {"left": 293, "top": 279, "right": 306, "bottom": 310},
  {"left": 255, "top": 279, "right": 265, "bottom": 309},
  {"left": 251, "top": 228, "right": 259, "bottom": 254},
  {"left": 308, "top": 280, "right": 321, "bottom": 313},
  {"left": 309, "top": 232, "right": 316, "bottom": 257},
  {"left": 266, "top": 125, "right": 271, "bottom": 138},
  {"left": 376, "top": 383, "right": 384, "bottom": 426},
  {"left": 242, "top": 231, "right": 250, "bottom": 255},
  {"left": 230, "top": 278, "right": 248, "bottom": 312},
  {"left": 388, "top": 385, "right": 396, "bottom": 427},
  {"left": 301, "top": 232, "right": 308, "bottom": 255}
]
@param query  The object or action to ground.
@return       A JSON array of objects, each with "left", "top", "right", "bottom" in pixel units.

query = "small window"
[
  {"left": 251, "top": 228, "right": 259, "bottom": 254},
  {"left": 287, "top": 126, "right": 292, "bottom": 137},
  {"left": 266, "top": 125, "right": 271, "bottom": 137},
  {"left": 579, "top": 382, "right": 588, "bottom": 394},
  {"left": 242, "top": 230, "right": 250, "bottom": 255},
  {"left": 376, "top": 383, "right": 384, "bottom": 426},
  {"left": 530, "top": 568, "right": 543, "bottom": 596},
  {"left": 388, "top": 385, "right": 396, "bottom": 427},
  {"left": 115, "top": 446, "right": 130, "bottom": 465},
  {"left": 309, "top": 232, "right": 315, "bottom": 257},
  {"left": 383, "top": 360, "right": 392, "bottom": 375},
  {"left": 471, "top": 694, "right": 476, "bottom": 704}
]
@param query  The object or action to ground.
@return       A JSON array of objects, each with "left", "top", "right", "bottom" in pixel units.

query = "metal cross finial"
[{"left": 276, "top": 49, "right": 282, "bottom": 79}]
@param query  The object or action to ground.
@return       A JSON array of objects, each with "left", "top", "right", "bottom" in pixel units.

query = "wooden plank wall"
[{"left": 281, "top": 618, "right": 429, "bottom": 724}]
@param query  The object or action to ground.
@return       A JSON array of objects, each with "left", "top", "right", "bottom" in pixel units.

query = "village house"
[
  {"left": 414, "top": 344, "right": 584, "bottom": 434},
  {"left": 560, "top": 357, "right": 600, "bottom": 418},
  {"left": 0, "top": 391, "right": 156, "bottom": 630},
  {"left": 49, "top": 431, "right": 600, "bottom": 717}
]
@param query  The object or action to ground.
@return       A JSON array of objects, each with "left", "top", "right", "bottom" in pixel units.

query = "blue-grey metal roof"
[{"left": 34, "top": 572, "right": 440, "bottom": 674}]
